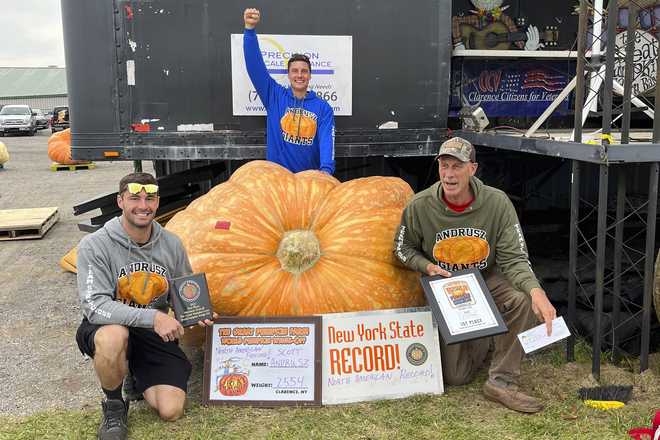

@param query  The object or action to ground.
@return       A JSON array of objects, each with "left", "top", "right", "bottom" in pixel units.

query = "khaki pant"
[{"left": 440, "top": 270, "right": 537, "bottom": 388}]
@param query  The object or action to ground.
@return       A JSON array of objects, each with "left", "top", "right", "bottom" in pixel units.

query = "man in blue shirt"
[{"left": 243, "top": 8, "right": 335, "bottom": 174}]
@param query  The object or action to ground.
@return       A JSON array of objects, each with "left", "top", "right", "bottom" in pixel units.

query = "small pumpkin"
[
  {"left": 280, "top": 111, "right": 317, "bottom": 139},
  {"left": 47, "top": 128, "right": 89, "bottom": 165},
  {"left": 0, "top": 142, "right": 9, "bottom": 165},
  {"left": 166, "top": 160, "right": 423, "bottom": 318},
  {"left": 60, "top": 246, "right": 78, "bottom": 273}
]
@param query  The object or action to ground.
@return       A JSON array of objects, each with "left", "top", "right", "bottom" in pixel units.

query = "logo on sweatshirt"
[
  {"left": 433, "top": 228, "right": 490, "bottom": 271},
  {"left": 116, "top": 262, "right": 169, "bottom": 307},
  {"left": 280, "top": 107, "right": 317, "bottom": 145}
]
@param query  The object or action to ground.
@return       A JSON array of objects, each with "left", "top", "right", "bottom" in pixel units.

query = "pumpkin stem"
[{"left": 276, "top": 230, "right": 321, "bottom": 274}]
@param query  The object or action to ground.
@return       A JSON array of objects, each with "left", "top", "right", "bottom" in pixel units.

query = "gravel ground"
[{"left": 0, "top": 130, "right": 160, "bottom": 416}]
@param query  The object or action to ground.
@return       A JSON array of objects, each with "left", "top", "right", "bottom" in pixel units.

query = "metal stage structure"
[{"left": 457, "top": 0, "right": 660, "bottom": 379}]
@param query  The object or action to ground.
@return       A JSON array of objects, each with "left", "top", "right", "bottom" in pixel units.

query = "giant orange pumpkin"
[
  {"left": 47, "top": 129, "right": 89, "bottom": 165},
  {"left": 166, "top": 160, "right": 423, "bottom": 317}
]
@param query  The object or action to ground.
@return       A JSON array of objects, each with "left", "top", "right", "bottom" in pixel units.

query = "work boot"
[
  {"left": 122, "top": 373, "right": 144, "bottom": 402},
  {"left": 97, "top": 398, "right": 129, "bottom": 440},
  {"left": 483, "top": 381, "right": 544, "bottom": 413}
]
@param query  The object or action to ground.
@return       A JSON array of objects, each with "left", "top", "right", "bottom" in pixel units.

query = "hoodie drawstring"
[{"left": 295, "top": 95, "right": 306, "bottom": 140}]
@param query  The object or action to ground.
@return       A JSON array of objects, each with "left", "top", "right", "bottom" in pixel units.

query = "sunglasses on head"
[{"left": 126, "top": 183, "right": 159, "bottom": 195}]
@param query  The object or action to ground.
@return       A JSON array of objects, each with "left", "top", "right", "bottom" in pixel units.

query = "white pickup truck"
[{"left": 0, "top": 104, "right": 37, "bottom": 136}]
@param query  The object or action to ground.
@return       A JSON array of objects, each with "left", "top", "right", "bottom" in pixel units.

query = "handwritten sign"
[
  {"left": 203, "top": 317, "right": 321, "bottom": 406},
  {"left": 614, "top": 30, "right": 658, "bottom": 96},
  {"left": 322, "top": 308, "right": 443, "bottom": 405}
]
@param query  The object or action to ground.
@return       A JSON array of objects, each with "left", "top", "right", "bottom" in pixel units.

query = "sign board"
[
  {"left": 231, "top": 33, "right": 353, "bottom": 115},
  {"left": 321, "top": 308, "right": 443, "bottom": 405},
  {"left": 614, "top": 30, "right": 658, "bottom": 96},
  {"left": 203, "top": 316, "right": 321, "bottom": 406},
  {"left": 452, "top": 59, "right": 573, "bottom": 117}
]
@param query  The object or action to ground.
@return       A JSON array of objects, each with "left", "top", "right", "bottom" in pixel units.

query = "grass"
[{"left": 2, "top": 340, "right": 659, "bottom": 440}]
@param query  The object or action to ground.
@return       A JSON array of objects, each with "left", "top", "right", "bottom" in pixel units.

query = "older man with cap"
[{"left": 394, "top": 137, "right": 556, "bottom": 413}]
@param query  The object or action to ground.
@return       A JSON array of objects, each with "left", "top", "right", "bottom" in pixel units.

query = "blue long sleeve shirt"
[{"left": 243, "top": 29, "right": 335, "bottom": 174}]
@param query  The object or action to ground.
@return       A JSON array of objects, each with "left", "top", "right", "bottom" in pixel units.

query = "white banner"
[
  {"left": 322, "top": 308, "right": 443, "bottom": 405},
  {"left": 231, "top": 33, "right": 352, "bottom": 116}
]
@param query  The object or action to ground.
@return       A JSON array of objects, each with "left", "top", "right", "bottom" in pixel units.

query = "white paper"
[
  {"left": 517, "top": 317, "right": 571, "bottom": 354},
  {"left": 126, "top": 60, "right": 135, "bottom": 86}
]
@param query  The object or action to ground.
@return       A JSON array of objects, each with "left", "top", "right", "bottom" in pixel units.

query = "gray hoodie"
[{"left": 77, "top": 216, "right": 192, "bottom": 328}]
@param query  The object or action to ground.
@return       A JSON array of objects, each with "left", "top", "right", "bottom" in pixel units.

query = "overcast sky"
[{"left": 0, "top": 0, "right": 65, "bottom": 67}]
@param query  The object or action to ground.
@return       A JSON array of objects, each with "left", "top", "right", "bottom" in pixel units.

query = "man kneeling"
[
  {"left": 394, "top": 138, "right": 556, "bottom": 413},
  {"left": 75, "top": 172, "right": 214, "bottom": 439}
]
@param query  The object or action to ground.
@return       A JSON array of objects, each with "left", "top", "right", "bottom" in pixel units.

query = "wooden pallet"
[
  {"left": 50, "top": 162, "right": 96, "bottom": 171},
  {"left": 0, "top": 207, "right": 59, "bottom": 241}
]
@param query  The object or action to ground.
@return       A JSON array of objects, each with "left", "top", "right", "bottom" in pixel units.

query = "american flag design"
[
  {"left": 454, "top": 60, "right": 573, "bottom": 117},
  {"left": 521, "top": 70, "right": 567, "bottom": 92},
  {"left": 479, "top": 69, "right": 566, "bottom": 93}
]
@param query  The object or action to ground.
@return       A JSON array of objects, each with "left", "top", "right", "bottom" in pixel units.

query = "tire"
[
  {"left": 28, "top": 129, "right": 36, "bottom": 136},
  {"left": 51, "top": 128, "right": 57, "bottom": 133}
]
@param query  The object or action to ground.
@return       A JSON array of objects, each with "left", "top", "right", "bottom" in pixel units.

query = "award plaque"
[
  {"left": 421, "top": 268, "right": 507, "bottom": 344},
  {"left": 171, "top": 273, "right": 213, "bottom": 327}
]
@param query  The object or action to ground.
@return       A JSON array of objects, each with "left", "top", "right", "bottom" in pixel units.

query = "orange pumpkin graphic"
[
  {"left": 433, "top": 236, "right": 490, "bottom": 265},
  {"left": 280, "top": 111, "right": 317, "bottom": 139},
  {"left": 117, "top": 272, "right": 169, "bottom": 305},
  {"left": 218, "top": 374, "right": 249, "bottom": 396},
  {"left": 443, "top": 280, "right": 475, "bottom": 306}
]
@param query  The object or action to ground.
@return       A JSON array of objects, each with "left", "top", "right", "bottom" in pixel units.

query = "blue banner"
[{"left": 451, "top": 59, "right": 574, "bottom": 117}]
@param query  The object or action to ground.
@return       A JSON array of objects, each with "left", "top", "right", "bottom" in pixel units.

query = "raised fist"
[{"left": 244, "top": 8, "right": 260, "bottom": 29}]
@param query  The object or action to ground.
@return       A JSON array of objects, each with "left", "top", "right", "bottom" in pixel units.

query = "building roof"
[{"left": 0, "top": 67, "right": 67, "bottom": 98}]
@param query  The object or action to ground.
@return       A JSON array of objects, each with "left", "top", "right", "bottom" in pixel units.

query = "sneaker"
[
  {"left": 122, "top": 373, "right": 144, "bottom": 402},
  {"left": 98, "top": 399, "right": 129, "bottom": 440},
  {"left": 482, "top": 381, "right": 544, "bottom": 413}
]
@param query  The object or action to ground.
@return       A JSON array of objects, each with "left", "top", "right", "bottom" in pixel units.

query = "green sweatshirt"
[{"left": 394, "top": 176, "right": 541, "bottom": 295}]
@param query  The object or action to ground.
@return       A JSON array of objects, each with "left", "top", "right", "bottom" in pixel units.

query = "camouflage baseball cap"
[{"left": 437, "top": 137, "right": 476, "bottom": 163}]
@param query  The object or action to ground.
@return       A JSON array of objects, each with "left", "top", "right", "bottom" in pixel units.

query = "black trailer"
[
  {"left": 61, "top": 0, "right": 452, "bottom": 185},
  {"left": 63, "top": 0, "right": 660, "bottom": 372}
]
